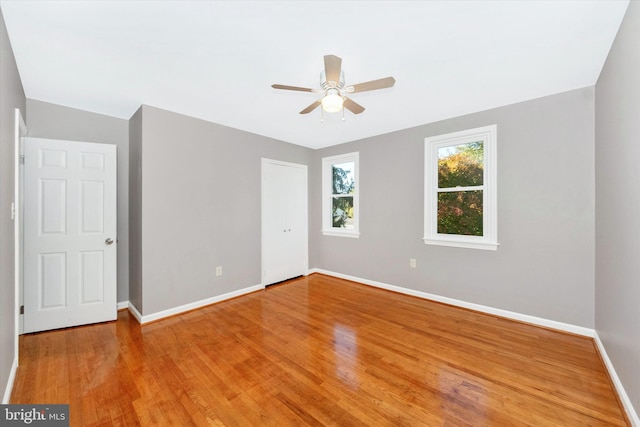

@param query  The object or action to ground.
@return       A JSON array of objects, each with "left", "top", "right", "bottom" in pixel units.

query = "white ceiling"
[{"left": 0, "top": 1, "right": 629, "bottom": 149}]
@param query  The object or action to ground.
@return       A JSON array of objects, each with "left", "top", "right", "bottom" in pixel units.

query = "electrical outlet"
[
  {"left": 410, "top": 258, "right": 417, "bottom": 269},
  {"left": 216, "top": 266, "right": 222, "bottom": 276}
]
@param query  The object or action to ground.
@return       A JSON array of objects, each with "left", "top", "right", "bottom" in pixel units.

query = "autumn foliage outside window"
[{"left": 437, "top": 142, "right": 484, "bottom": 236}]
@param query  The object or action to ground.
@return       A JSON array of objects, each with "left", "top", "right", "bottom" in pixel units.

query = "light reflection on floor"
[
  {"left": 333, "top": 324, "right": 360, "bottom": 389},
  {"left": 438, "top": 366, "right": 489, "bottom": 423}
]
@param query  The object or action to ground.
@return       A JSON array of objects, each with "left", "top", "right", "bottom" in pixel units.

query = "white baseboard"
[
  {"left": 594, "top": 333, "right": 640, "bottom": 426},
  {"left": 117, "top": 301, "right": 129, "bottom": 310},
  {"left": 127, "top": 302, "right": 143, "bottom": 323},
  {"left": 128, "top": 284, "right": 264, "bottom": 325},
  {"left": 309, "top": 268, "right": 595, "bottom": 337},
  {"left": 2, "top": 357, "right": 18, "bottom": 404}
]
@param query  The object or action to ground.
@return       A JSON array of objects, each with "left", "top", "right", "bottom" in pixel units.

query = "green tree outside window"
[{"left": 332, "top": 162, "right": 355, "bottom": 228}]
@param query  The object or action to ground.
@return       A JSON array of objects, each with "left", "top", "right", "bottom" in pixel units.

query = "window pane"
[
  {"left": 332, "top": 196, "right": 354, "bottom": 229},
  {"left": 438, "top": 142, "right": 483, "bottom": 188},
  {"left": 437, "top": 190, "right": 483, "bottom": 236},
  {"left": 332, "top": 162, "right": 355, "bottom": 195}
]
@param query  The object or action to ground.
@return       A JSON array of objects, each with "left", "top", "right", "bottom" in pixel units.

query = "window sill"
[
  {"left": 423, "top": 238, "right": 499, "bottom": 251},
  {"left": 322, "top": 230, "right": 360, "bottom": 238}
]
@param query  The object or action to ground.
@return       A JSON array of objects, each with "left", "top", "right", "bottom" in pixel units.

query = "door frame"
[
  {"left": 5, "top": 108, "right": 27, "bottom": 404},
  {"left": 14, "top": 108, "right": 26, "bottom": 353},
  {"left": 261, "top": 158, "right": 309, "bottom": 286}
]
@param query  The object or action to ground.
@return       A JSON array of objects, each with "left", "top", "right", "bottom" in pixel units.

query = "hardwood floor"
[{"left": 11, "top": 273, "right": 629, "bottom": 426}]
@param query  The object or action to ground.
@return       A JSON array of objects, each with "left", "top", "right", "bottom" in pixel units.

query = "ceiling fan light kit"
[
  {"left": 321, "top": 89, "right": 344, "bottom": 113},
  {"left": 272, "top": 54, "right": 395, "bottom": 119}
]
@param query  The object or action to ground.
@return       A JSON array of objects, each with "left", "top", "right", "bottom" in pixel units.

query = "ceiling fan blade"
[
  {"left": 349, "top": 77, "right": 396, "bottom": 93},
  {"left": 299, "top": 100, "right": 322, "bottom": 114},
  {"left": 324, "top": 55, "right": 342, "bottom": 84},
  {"left": 343, "top": 97, "right": 365, "bottom": 114},
  {"left": 272, "top": 84, "right": 316, "bottom": 92}
]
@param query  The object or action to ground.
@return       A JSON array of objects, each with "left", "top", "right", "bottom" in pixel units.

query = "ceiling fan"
[{"left": 272, "top": 54, "right": 396, "bottom": 116}]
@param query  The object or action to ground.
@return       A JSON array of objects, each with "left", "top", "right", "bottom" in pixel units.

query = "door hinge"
[
  {"left": 19, "top": 154, "right": 25, "bottom": 164},
  {"left": 19, "top": 305, "right": 24, "bottom": 315}
]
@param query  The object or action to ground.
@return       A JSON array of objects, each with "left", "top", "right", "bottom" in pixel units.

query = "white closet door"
[
  {"left": 261, "top": 159, "right": 308, "bottom": 286},
  {"left": 285, "top": 165, "right": 308, "bottom": 280},
  {"left": 23, "top": 137, "right": 117, "bottom": 333}
]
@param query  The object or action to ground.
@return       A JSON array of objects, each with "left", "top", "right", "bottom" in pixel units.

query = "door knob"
[{"left": 105, "top": 238, "right": 114, "bottom": 245}]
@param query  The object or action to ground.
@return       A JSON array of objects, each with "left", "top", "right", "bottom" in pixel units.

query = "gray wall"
[
  {"left": 26, "top": 99, "right": 130, "bottom": 303},
  {"left": 0, "top": 8, "right": 25, "bottom": 401},
  {"left": 595, "top": 0, "right": 640, "bottom": 417},
  {"left": 312, "top": 87, "right": 596, "bottom": 328},
  {"left": 128, "top": 107, "right": 143, "bottom": 311},
  {"left": 130, "top": 105, "right": 313, "bottom": 315}
]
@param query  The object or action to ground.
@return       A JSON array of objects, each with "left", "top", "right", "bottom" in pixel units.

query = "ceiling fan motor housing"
[{"left": 321, "top": 70, "right": 345, "bottom": 90}]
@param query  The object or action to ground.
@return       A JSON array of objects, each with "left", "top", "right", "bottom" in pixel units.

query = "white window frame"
[
  {"left": 322, "top": 152, "right": 360, "bottom": 238},
  {"left": 424, "top": 125, "right": 498, "bottom": 250}
]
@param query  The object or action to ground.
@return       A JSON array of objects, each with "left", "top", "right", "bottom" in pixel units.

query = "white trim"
[
  {"left": 13, "top": 109, "right": 26, "bottom": 363},
  {"left": 594, "top": 333, "right": 640, "bottom": 426},
  {"left": 127, "top": 302, "right": 143, "bottom": 323},
  {"left": 130, "top": 284, "right": 264, "bottom": 325},
  {"left": 322, "top": 152, "right": 359, "bottom": 237},
  {"left": 309, "top": 268, "right": 595, "bottom": 337},
  {"left": 117, "top": 301, "right": 129, "bottom": 310},
  {"left": 423, "top": 238, "right": 499, "bottom": 251},
  {"left": 2, "top": 357, "right": 18, "bottom": 404},
  {"left": 322, "top": 230, "right": 360, "bottom": 238},
  {"left": 260, "top": 158, "right": 306, "bottom": 169},
  {"left": 424, "top": 125, "right": 498, "bottom": 250}
]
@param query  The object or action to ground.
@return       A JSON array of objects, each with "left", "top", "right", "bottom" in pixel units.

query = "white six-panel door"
[
  {"left": 23, "top": 137, "right": 117, "bottom": 333},
  {"left": 262, "top": 159, "right": 308, "bottom": 286}
]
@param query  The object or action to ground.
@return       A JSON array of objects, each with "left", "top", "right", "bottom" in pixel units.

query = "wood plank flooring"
[{"left": 11, "top": 273, "right": 629, "bottom": 426}]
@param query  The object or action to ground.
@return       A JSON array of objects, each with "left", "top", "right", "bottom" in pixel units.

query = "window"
[
  {"left": 322, "top": 152, "right": 359, "bottom": 237},
  {"left": 424, "top": 125, "right": 498, "bottom": 250}
]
